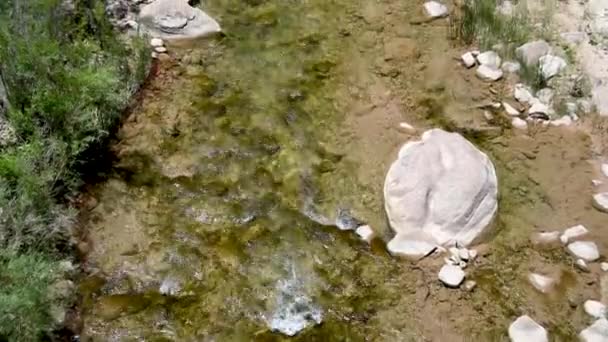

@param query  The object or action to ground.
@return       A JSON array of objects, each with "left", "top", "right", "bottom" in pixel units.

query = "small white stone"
[
  {"left": 560, "top": 224, "right": 589, "bottom": 244},
  {"left": 458, "top": 261, "right": 467, "bottom": 269},
  {"left": 601, "top": 164, "right": 608, "bottom": 177},
  {"left": 529, "top": 102, "right": 549, "bottom": 115},
  {"left": 423, "top": 1, "right": 449, "bottom": 18},
  {"left": 151, "top": 52, "right": 158, "bottom": 59},
  {"left": 126, "top": 20, "right": 139, "bottom": 29},
  {"left": 483, "top": 110, "right": 494, "bottom": 121},
  {"left": 567, "top": 241, "right": 600, "bottom": 262},
  {"left": 461, "top": 52, "right": 477, "bottom": 68},
  {"left": 449, "top": 247, "right": 460, "bottom": 258},
  {"left": 580, "top": 318, "right": 608, "bottom": 342},
  {"left": 355, "top": 225, "right": 375, "bottom": 242},
  {"left": 550, "top": 116, "right": 573, "bottom": 127},
  {"left": 593, "top": 193, "right": 608, "bottom": 213},
  {"left": 469, "top": 249, "right": 478, "bottom": 261},
  {"left": 503, "top": 102, "right": 520, "bottom": 116},
  {"left": 512, "top": 117, "right": 528, "bottom": 129},
  {"left": 528, "top": 273, "right": 555, "bottom": 293},
  {"left": 438, "top": 264, "right": 465, "bottom": 288},
  {"left": 508, "top": 315, "right": 549, "bottom": 342},
  {"left": 502, "top": 61, "right": 521, "bottom": 73},
  {"left": 593, "top": 180, "right": 604, "bottom": 187},
  {"left": 463, "top": 280, "right": 477, "bottom": 291},
  {"left": 601, "top": 262, "right": 608, "bottom": 271},
  {"left": 539, "top": 55, "right": 567, "bottom": 80},
  {"left": 150, "top": 38, "right": 164, "bottom": 47},
  {"left": 398, "top": 122, "right": 416, "bottom": 134},
  {"left": 514, "top": 84, "right": 534, "bottom": 104},
  {"left": 577, "top": 258, "right": 590, "bottom": 272},
  {"left": 154, "top": 46, "right": 168, "bottom": 53},
  {"left": 532, "top": 231, "right": 560, "bottom": 245},
  {"left": 584, "top": 300, "right": 607, "bottom": 319},
  {"left": 476, "top": 51, "right": 502, "bottom": 68},
  {"left": 476, "top": 64, "right": 503, "bottom": 81}
]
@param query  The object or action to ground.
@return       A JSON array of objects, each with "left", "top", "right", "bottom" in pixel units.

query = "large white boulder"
[
  {"left": 384, "top": 129, "right": 498, "bottom": 247},
  {"left": 139, "top": 0, "right": 221, "bottom": 40},
  {"left": 508, "top": 315, "right": 548, "bottom": 342}
]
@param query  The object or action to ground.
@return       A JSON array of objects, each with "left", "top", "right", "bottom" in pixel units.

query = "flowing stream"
[{"left": 79, "top": 0, "right": 608, "bottom": 340}]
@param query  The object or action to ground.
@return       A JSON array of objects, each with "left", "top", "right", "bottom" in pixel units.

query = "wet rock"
[
  {"left": 476, "top": 65, "right": 503, "bottom": 81},
  {"left": 502, "top": 61, "right": 521, "bottom": 73},
  {"left": 584, "top": 300, "right": 607, "bottom": 318},
  {"left": 593, "top": 193, "right": 608, "bottom": 213},
  {"left": 516, "top": 40, "right": 551, "bottom": 67},
  {"left": 567, "top": 241, "right": 600, "bottom": 262},
  {"left": 387, "top": 232, "right": 437, "bottom": 259},
  {"left": 476, "top": 51, "right": 502, "bottom": 69},
  {"left": 461, "top": 52, "right": 476, "bottom": 68},
  {"left": 560, "top": 224, "right": 589, "bottom": 244},
  {"left": 539, "top": 55, "right": 567, "bottom": 80},
  {"left": 531, "top": 231, "right": 560, "bottom": 246},
  {"left": 528, "top": 273, "right": 555, "bottom": 293},
  {"left": 423, "top": 1, "right": 448, "bottom": 18},
  {"left": 536, "top": 88, "right": 554, "bottom": 105},
  {"left": 355, "top": 225, "right": 375, "bottom": 243},
  {"left": 514, "top": 84, "right": 534, "bottom": 104},
  {"left": 512, "top": 117, "right": 528, "bottom": 129},
  {"left": 139, "top": 0, "right": 221, "bottom": 40},
  {"left": 384, "top": 129, "right": 498, "bottom": 247},
  {"left": 580, "top": 318, "right": 608, "bottom": 342},
  {"left": 438, "top": 264, "right": 465, "bottom": 288},
  {"left": 508, "top": 315, "right": 548, "bottom": 342},
  {"left": 503, "top": 102, "right": 520, "bottom": 116},
  {"left": 335, "top": 209, "right": 363, "bottom": 231},
  {"left": 268, "top": 276, "right": 322, "bottom": 336}
]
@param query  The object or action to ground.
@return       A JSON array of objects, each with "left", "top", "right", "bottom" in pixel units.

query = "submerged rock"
[
  {"left": 139, "top": 0, "right": 221, "bottom": 40},
  {"left": 580, "top": 318, "right": 608, "bottom": 342},
  {"left": 384, "top": 129, "right": 497, "bottom": 247},
  {"left": 267, "top": 275, "right": 322, "bottom": 336},
  {"left": 508, "top": 315, "right": 548, "bottom": 342}
]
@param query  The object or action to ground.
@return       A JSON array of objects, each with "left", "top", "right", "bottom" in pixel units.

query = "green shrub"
[{"left": 0, "top": 251, "right": 58, "bottom": 341}]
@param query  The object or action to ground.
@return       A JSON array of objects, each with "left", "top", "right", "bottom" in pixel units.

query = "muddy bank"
[{"left": 78, "top": 0, "right": 608, "bottom": 340}]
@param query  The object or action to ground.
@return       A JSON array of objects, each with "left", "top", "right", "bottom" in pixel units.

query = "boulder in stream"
[{"left": 384, "top": 129, "right": 498, "bottom": 248}]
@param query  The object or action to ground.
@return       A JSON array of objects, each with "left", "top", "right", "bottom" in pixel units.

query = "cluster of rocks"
[
  {"left": 592, "top": 163, "right": 608, "bottom": 213},
  {"left": 150, "top": 37, "right": 169, "bottom": 60},
  {"left": 438, "top": 244, "right": 478, "bottom": 288},
  {"left": 532, "top": 224, "right": 600, "bottom": 269}
]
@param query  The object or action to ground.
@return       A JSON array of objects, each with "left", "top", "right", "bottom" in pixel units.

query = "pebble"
[
  {"left": 512, "top": 117, "right": 528, "bottom": 129},
  {"left": 580, "top": 318, "right": 608, "bottom": 342},
  {"left": 461, "top": 52, "right": 476, "bottom": 68},
  {"left": 476, "top": 51, "right": 502, "bottom": 68},
  {"left": 508, "top": 315, "right": 549, "bottom": 342},
  {"left": 463, "top": 280, "right": 477, "bottom": 291},
  {"left": 150, "top": 38, "right": 164, "bottom": 47},
  {"left": 154, "top": 46, "right": 168, "bottom": 53},
  {"left": 355, "top": 225, "right": 375, "bottom": 243},
  {"left": 469, "top": 249, "right": 478, "bottom": 261},
  {"left": 423, "top": 1, "right": 449, "bottom": 18},
  {"left": 577, "top": 259, "right": 590, "bottom": 272},
  {"left": 398, "top": 122, "right": 416, "bottom": 134},
  {"left": 593, "top": 193, "right": 608, "bottom": 213},
  {"left": 528, "top": 273, "right": 555, "bottom": 293},
  {"left": 438, "top": 264, "right": 465, "bottom": 288},
  {"left": 584, "top": 300, "right": 607, "bottom": 319},
  {"left": 567, "top": 241, "right": 600, "bottom": 262},
  {"left": 560, "top": 224, "right": 589, "bottom": 244},
  {"left": 503, "top": 102, "right": 520, "bottom": 116},
  {"left": 476, "top": 65, "right": 503, "bottom": 81},
  {"left": 602, "top": 262, "right": 608, "bottom": 272}
]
